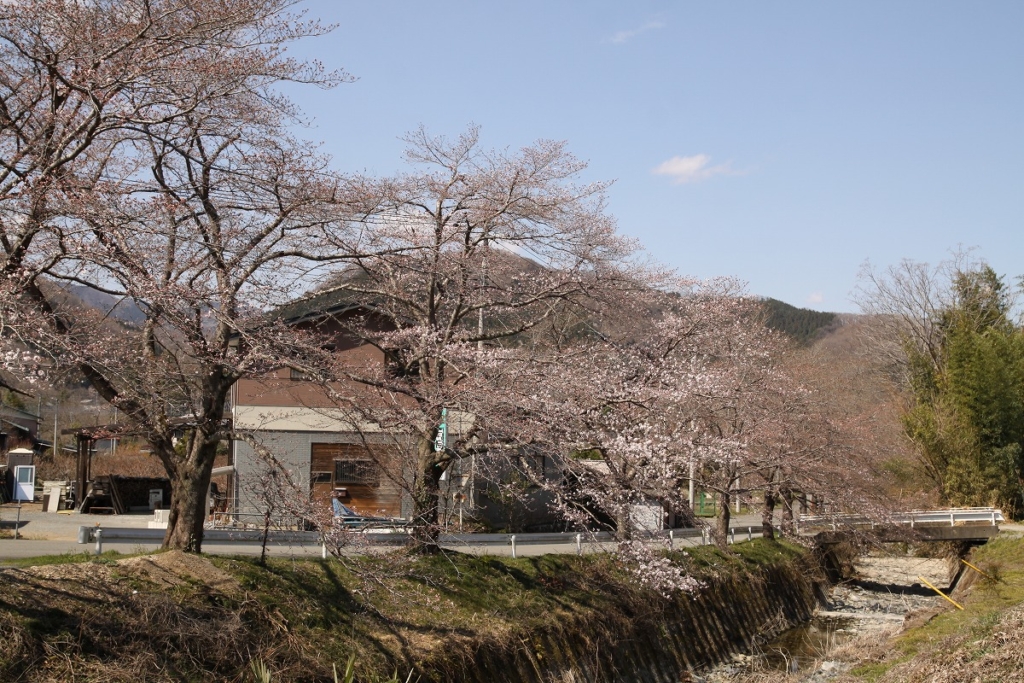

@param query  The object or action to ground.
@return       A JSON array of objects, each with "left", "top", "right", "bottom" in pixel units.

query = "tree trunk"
[
  {"left": 779, "top": 486, "right": 794, "bottom": 537},
  {"left": 714, "top": 489, "right": 731, "bottom": 549},
  {"left": 616, "top": 505, "right": 633, "bottom": 540},
  {"left": 762, "top": 489, "right": 776, "bottom": 541},
  {"left": 412, "top": 435, "right": 444, "bottom": 552},
  {"left": 162, "top": 438, "right": 218, "bottom": 553}
]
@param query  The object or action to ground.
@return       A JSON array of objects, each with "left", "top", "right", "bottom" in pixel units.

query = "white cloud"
[
  {"left": 651, "top": 154, "right": 735, "bottom": 184},
  {"left": 806, "top": 292, "right": 825, "bottom": 305},
  {"left": 610, "top": 20, "right": 665, "bottom": 44}
]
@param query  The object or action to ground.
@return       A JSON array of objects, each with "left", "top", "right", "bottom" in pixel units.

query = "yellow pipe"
[
  {"left": 961, "top": 558, "right": 997, "bottom": 583},
  {"left": 918, "top": 575, "right": 964, "bottom": 610}
]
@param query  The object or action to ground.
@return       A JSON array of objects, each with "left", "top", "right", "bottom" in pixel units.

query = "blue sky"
[{"left": 285, "top": 1, "right": 1022, "bottom": 312}]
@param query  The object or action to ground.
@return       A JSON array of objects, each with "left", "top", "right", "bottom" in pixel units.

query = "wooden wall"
[{"left": 311, "top": 443, "right": 403, "bottom": 518}]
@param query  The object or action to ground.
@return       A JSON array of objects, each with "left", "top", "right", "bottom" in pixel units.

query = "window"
[
  {"left": 335, "top": 459, "right": 379, "bottom": 487},
  {"left": 289, "top": 367, "right": 311, "bottom": 381},
  {"left": 311, "top": 471, "right": 333, "bottom": 485}
]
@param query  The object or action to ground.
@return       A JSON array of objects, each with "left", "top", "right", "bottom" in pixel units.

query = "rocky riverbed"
[{"left": 696, "top": 553, "right": 952, "bottom": 682}]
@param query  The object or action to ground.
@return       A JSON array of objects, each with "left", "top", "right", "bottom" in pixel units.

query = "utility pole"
[
  {"left": 478, "top": 235, "right": 488, "bottom": 351},
  {"left": 687, "top": 422, "right": 696, "bottom": 509},
  {"left": 688, "top": 460, "right": 695, "bottom": 509},
  {"left": 52, "top": 399, "right": 58, "bottom": 456}
]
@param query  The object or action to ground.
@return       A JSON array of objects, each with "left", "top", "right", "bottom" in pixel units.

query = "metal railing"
[
  {"left": 74, "top": 507, "right": 1008, "bottom": 556},
  {"left": 78, "top": 523, "right": 771, "bottom": 556},
  {"left": 798, "top": 507, "right": 1004, "bottom": 531}
]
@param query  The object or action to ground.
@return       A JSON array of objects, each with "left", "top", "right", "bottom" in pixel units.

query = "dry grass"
[
  {"left": 828, "top": 535, "right": 1024, "bottom": 682},
  {"left": 33, "top": 446, "right": 167, "bottom": 482},
  {"left": 0, "top": 540, "right": 810, "bottom": 682},
  {"left": 693, "top": 537, "right": 1024, "bottom": 683}
]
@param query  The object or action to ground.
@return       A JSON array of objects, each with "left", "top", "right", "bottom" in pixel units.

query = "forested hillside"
[{"left": 761, "top": 298, "right": 840, "bottom": 345}]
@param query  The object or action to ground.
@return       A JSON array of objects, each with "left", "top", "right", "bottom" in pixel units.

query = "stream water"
[
  {"left": 755, "top": 615, "right": 856, "bottom": 674},
  {"left": 696, "top": 554, "right": 951, "bottom": 682}
]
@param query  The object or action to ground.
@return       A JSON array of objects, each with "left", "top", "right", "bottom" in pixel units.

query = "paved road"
[
  {"left": 1, "top": 503, "right": 156, "bottom": 540},
  {"left": 0, "top": 535, "right": 736, "bottom": 561},
  {"left": 1, "top": 502, "right": 771, "bottom": 562},
  {"left": 0, "top": 538, "right": 330, "bottom": 560}
]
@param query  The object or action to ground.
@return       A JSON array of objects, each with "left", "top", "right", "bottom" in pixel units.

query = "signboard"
[
  {"left": 434, "top": 408, "right": 448, "bottom": 452},
  {"left": 629, "top": 502, "right": 663, "bottom": 532}
]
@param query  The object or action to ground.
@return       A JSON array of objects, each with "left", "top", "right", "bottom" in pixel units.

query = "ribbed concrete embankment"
[{"left": 429, "top": 557, "right": 826, "bottom": 683}]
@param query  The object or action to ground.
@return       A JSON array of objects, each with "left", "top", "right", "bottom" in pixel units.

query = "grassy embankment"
[
  {"left": 845, "top": 534, "right": 1024, "bottom": 682},
  {"left": 0, "top": 539, "right": 805, "bottom": 682}
]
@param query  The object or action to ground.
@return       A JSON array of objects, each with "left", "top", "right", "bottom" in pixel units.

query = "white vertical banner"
[{"left": 434, "top": 408, "right": 448, "bottom": 452}]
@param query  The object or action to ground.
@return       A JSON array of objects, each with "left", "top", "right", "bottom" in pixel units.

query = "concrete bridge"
[{"left": 800, "top": 507, "right": 1005, "bottom": 543}]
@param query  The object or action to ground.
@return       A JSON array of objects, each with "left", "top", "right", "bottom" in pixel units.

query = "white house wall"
[
  {"left": 233, "top": 405, "right": 386, "bottom": 433},
  {"left": 233, "top": 405, "right": 476, "bottom": 436}
]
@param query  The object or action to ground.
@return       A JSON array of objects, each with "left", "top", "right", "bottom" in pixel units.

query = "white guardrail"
[
  {"left": 798, "top": 507, "right": 1004, "bottom": 530},
  {"left": 440, "top": 526, "right": 768, "bottom": 557},
  {"left": 78, "top": 524, "right": 772, "bottom": 557},
  {"left": 78, "top": 508, "right": 1002, "bottom": 555}
]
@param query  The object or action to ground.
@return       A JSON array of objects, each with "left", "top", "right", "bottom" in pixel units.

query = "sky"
[{"left": 283, "top": 1, "right": 1023, "bottom": 313}]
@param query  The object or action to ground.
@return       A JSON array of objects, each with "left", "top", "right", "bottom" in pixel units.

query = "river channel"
[{"left": 695, "top": 554, "right": 951, "bottom": 682}]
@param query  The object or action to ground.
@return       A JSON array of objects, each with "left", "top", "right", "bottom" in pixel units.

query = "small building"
[
  {"left": 5, "top": 447, "right": 35, "bottom": 502},
  {"left": 229, "top": 292, "right": 564, "bottom": 531},
  {"left": 0, "top": 403, "right": 42, "bottom": 454},
  {"left": 231, "top": 358, "right": 421, "bottom": 521}
]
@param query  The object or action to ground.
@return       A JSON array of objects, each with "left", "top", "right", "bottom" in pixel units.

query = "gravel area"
[
  {"left": 698, "top": 553, "right": 952, "bottom": 682},
  {"left": 820, "top": 556, "right": 949, "bottom": 631},
  {"left": 1, "top": 502, "right": 157, "bottom": 540}
]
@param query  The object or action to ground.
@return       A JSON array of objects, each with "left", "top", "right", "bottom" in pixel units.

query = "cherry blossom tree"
[
  {"left": 0, "top": 0, "right": 351, "bottom": 551},
  {"left": 286, "top": 126, "right": 655, "bottom": 547},
  {"left": 531, "top": 283, "right": 870, "bottom": 555},
  {"left": 541, "top": 285, "right": 783, "bottom": 545}
]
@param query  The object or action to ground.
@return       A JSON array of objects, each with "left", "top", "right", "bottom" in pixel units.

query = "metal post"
[
  {"left": 469, "top": 453, "right": 476, "bottom": 513},
  {"left": 730, "top": 527, "right": 735, "bottom": 544},
  {"left": 575, "top": 533, "right": 582, "bottom": 556},
  {"left": 747, "top": 526, "right": 752, "bottom": 541},
  {"left": 701, "top": 528, "right": 707, "bottom": 545},
  {"left": 14, "top": 504, "right": 21, "bottom": 540},
  {"left": 950, "top": 511, "right": 955, "bottom": 527},
  {"left": 510, "top": 534, "right": 517, "bottom": 559},
  {"left": 669, "top": 529, "right": 674, "bottom": 550},
  {"left": 321, "top": 542, "right": 327, "bottom": 559},
  {"left": 94, "top": 528, "right": 102, "bottom": 556},
  {"left": 478, "top": 236, "right": 487, "bottom": 351},
  {"left": 688, "top": 461, "right": 695, "bottom": 509},
  {"left": 991, "top": 510, "right": 996, "bottom": 525}
]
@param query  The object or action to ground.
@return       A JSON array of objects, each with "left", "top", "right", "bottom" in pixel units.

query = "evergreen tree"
[{"left": 893, "top": 265, "right": 1024, "bottom": 516}]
